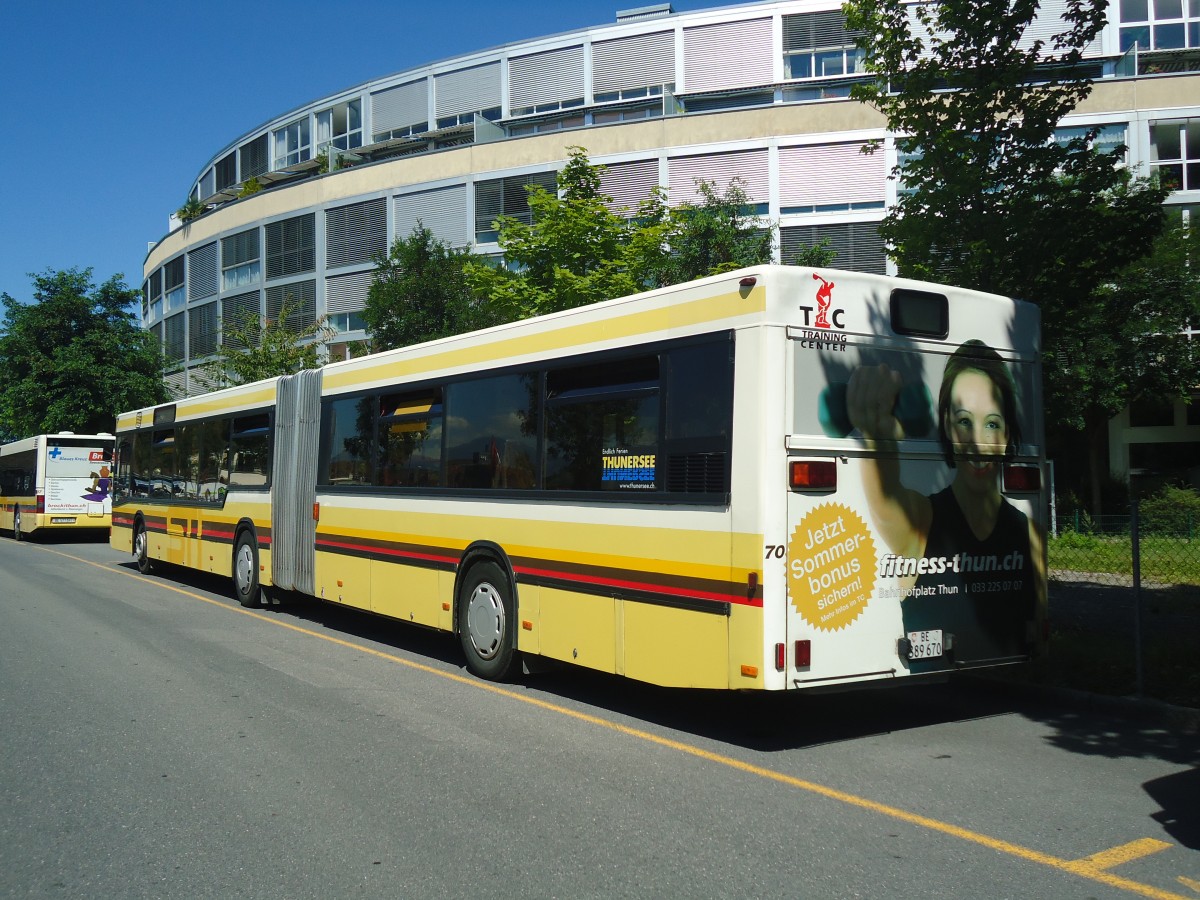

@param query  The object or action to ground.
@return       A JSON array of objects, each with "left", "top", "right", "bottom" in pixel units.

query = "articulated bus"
[
  {"left": 111, "top": 266, "right": 1046, "bottom": 690},
  {"left": 0, "top": 432, "right": 114, "bottom": 540}
]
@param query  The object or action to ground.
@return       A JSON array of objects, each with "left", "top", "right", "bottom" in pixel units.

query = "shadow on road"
[{"left": 119, "top": 558, "right": 1200, "bottom": 765}]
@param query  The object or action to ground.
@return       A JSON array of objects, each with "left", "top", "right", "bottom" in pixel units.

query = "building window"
[
  {"left": 189, "top": 302, "right": 219, "bottom": 359},
  {"left": 328, "top": 311, "right": 368, "bottom": 334},
  {"left": 780, "top": 222, "right": 887, "bottom": 275},
  {"left": 273, "top": 117, "right": 311, "bottom": 169},
  {"left": 215, "top": 152, "right": 237, "bottom": 192},
  {"left": 221, "top": 291, "right": 260, "bottom": 349},
  {"left": 1053, "top": 124, "right": 1129, "bottom": 160},
  {"left": 1150, "top": 119, "right": 1200, "bottom": 191},
  {"left": 164, "top": 257, "right": 186, "bottom": 313},
  {"left": 326, "top": 198, "right": 387, "bottom": 268},
  {"left": 507, "top": 115, "right": 586, "bottom": 136},
  {"left": 240, "top": 135, "right": 269, "bottom": 181},
  {"left": 265, "top": 280, "right": 317, "bottom": 330},
  {"left": 164, "top": 313, "right": 186, "bottom": 367},
  {"left": 436, "top": 107, "right": 501, "bottom": 129},
  {"left": 148, "top": 268, "right": 163, "bottom": 322},
  {"left": 474, "top": 171, "right": 558, "bottom": 242},
  {"left": 783, "top": 10, "right": 866, "bottom": 80},
  {"left": 222, "top": 228, "right": 261, "bottom": 291},
  {"left": 265, "top": 214, "right": 316, "bottom": 279},
  {"left": 316, "top": 98, "right": 363, "bottom": 153},
  {"left": 1120, "top": 0, "right": 1199, "bottom": 51}
]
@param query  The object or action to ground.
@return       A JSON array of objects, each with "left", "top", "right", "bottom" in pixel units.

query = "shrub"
[{"left": 1139, "top": 485, "right": 1200, "bottom": 535}]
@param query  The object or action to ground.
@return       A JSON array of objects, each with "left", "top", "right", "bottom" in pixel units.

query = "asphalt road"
[{"left": 1, "top": 533, "right": 1197, "bottom": 899}]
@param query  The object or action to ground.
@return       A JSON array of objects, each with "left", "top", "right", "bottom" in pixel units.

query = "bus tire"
[
  {"left": 232, "top": 531, "right": 262, "bottom": 608},
  {"left": 13, "top": 507, "right": 22, "bottom": 542},
  {"left": 458, "top": 560, "right": 519, "bottom": 681},
  {"left": 134, "top": 520, "right": 153, "bottom": 574}
]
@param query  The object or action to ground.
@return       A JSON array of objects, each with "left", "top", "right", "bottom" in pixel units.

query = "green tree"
[
  {"left": 364, "top": 225, "right": 506, "bottom": 351},
  {"left": 1048, "top": 221, "right": 1200, "bottom": 504},
  {"left": 205, "top": 296, "right": 334, "bottom": 386},
  {"left": 844, "top": 0, "right": 1171, "bottom": 510},
  {"left": 468, "top": 146, "right": 673, "bottom": 319},
  {"left": 649, "top": 178, "right": 783, "bottom": 286},
  {"left": 0, "top": 268, "right": 166, "bottom": 436},
  {"left": 470, "top": 147, "right": 802, "bottom": 319}
]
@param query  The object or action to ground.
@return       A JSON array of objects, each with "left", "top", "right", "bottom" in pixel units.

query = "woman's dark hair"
[{"left": 937, "top": 339, "right": 1021, "bottom": 467}]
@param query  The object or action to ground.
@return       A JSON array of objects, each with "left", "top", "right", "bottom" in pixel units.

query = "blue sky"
[{"left": 0, "top": 0, "right": 716, "bottom": 306}]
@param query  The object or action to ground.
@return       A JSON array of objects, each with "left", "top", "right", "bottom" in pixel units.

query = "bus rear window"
[{"left": 890, "top": 289, "right": 949, "bottom": 338}]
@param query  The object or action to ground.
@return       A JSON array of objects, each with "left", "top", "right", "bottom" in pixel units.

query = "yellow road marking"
[
  {"left": 1075, "top": 839, "right": 1173, "bottom": 872},
  {"left": 38, "top": 544, "right": 1191, "bottom": 900},
  {"left": 1179, "top": 876, "right": 1200, "bottom": 893}
]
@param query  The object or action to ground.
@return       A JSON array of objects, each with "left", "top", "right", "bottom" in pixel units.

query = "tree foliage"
[
  {"left": 469, "top": 146, "right": 788, "bottom": 320},
  {"left": 650, "top": 179, "right": 781, "bottom": 285},
  {"left": 468, "top": 147, "right": 675, "bottom": 319},
  {"left": 844, "top": 0, "right": 1176, "bottom": 510},
  {"left": 0, "top": 268, "right": 166, "bottom": 437},
  {"left": 205, "top": 297, "right": 334, "bottom": 387},
  {"left": 1050, "top": 221, "right": 1200, "bottom": 427},
  {"left": 844, "top": 0, "right": 1166, "bottom": 303},
  {"left": 364, "top": 225, "right": 507, "bottom": 352}
]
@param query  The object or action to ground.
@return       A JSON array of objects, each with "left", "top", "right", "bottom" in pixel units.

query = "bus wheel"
[
  {"left": 12, "top": 508, "right": 22, "bottom": 542},
  {"left": 134, "top": 521, "right": 153, "bottom": 574},
  {"left": 232, "top": 531, "right": 262, "bottom": 608},
  {"left": 458, "top": 561, "right": 519, "bottom": 681}
]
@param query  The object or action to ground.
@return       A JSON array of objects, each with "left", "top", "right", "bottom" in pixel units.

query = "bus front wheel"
[
  {"left": 134, "top": 521, "right": 153, "bottom": 573},
  {"left": 458, "top": 561, "right": 519, "bottom": 681},
  {"left": 12, "top": 507, "right": 22, "bottom": 542},
  {"left": 232, "top": 531, "right": 262, "bottom": 608}
]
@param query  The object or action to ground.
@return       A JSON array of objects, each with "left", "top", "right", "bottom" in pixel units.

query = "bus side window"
[
  {"left": 544, "top": 355, "right": 659, "bottom": 492},
  {"left": 230, "top": 413, "right": 271, "bottom": 489}
]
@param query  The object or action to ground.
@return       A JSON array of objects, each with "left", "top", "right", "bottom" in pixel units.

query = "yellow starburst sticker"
[{"left": 788, "top": 503, "right": 877, "bottom": 631}]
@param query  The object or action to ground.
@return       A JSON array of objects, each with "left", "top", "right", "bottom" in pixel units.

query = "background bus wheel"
[
  {"left": 232, "top": 532, "right": 262, "bottom": 608},
  {"left": 13, "top": 508, "right": 22, "bottom": 542},
  {"left": 459, "top": 561, "right": 519, "bottom": 681},
  {"left": 134, "top": 521, "right": 152, "bottom": 573}
]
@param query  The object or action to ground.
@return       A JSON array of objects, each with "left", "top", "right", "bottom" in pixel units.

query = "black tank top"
[{"left": 902, "top": 486, "right": 1036, "bottom": 671}]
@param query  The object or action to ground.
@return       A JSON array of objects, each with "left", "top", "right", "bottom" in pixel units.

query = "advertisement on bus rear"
[
  {"left": 45, "top": 446, "right": 112, "bottom": 515},
  {"left": 787, "top": 272, "right": 1045, "bottom": 675}
]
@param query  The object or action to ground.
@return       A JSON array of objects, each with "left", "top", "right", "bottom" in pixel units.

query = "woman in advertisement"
[{"left": 847, "top": 339, "right": 1043, "bottom": 667}]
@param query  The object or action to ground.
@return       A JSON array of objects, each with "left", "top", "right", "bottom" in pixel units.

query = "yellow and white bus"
[
  {"left": 111, "top": 266, "right": 1045, "bottom": 690},
  {"left": 1, "top": 432, "right": 114, "bottom": 540}
]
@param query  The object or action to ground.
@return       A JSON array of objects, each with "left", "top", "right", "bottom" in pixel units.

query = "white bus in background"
[
  {"left": 0, "top": 432, "right": 114, "bottom": 540},
  {"left": 111, "top": 267, "right": 1046, "bottom": 690}
]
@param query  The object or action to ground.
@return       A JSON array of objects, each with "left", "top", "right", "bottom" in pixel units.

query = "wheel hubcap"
[
  {"left": 465, "top": 582, "right": 504, "bottom": 660},
  {"left": 236, "top": 544, "right": 254, "bottom": 592}
]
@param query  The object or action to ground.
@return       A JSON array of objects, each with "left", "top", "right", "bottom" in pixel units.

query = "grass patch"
[{"left": 1048, "top": 533, "right": 1200, "bottom": 585}]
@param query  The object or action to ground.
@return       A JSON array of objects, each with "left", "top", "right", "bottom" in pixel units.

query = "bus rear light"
[
  {"left": 1002, "top": 464, "right": 1040, "bottom": 492},
  {"left": 790, "top": 460, "right": 836, "bottom": 491},
  {"left": 795, "top": 639, "right": 811, "bottom": 668},
  {"left": 36, "top": 494, "right": 45, "bottom": 514},
  {"left": 775, "top": 642, "right": 786, "bottom": 671}
]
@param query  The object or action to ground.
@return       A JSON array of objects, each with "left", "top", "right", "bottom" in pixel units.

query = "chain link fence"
[{"left": 1046, "top": 505, "right": 1199, "bottom": 709}]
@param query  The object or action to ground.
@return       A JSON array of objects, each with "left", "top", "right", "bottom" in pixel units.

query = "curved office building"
[{"left": 144, "top": 0, "right": 1200, "bottom": 439}]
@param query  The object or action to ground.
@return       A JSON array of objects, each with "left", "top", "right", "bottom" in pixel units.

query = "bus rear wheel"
[
  {"left": 12, "top": 507, "right": 22, "bottom": 542},
  {"left": 458, "top": 561, "right": 519, "bottom": 681},
  {"left": 134, "top": 521, "right": 153, "bottom": 573},
  {"left": 232, "top": 531, "right": 262, "bottom": 608}
]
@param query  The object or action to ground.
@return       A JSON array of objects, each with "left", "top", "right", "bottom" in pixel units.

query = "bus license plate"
[{"left": 907, "top": 630, "right": 943, "bottom": 660}]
